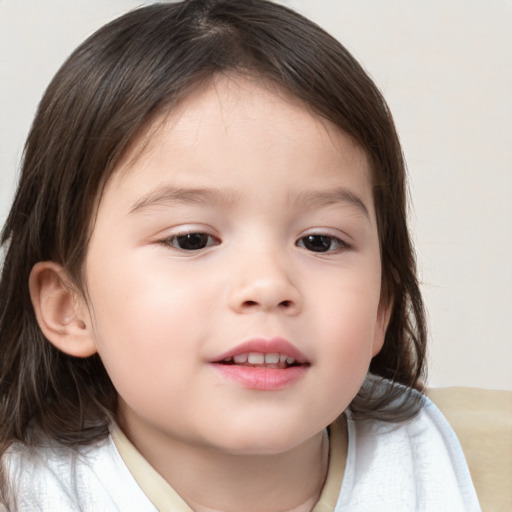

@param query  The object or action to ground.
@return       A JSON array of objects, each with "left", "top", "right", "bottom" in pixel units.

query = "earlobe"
[
  {"left": 29, "top": 262, "right": 97, "bottom": 358},
  {"left": 372, "top": 299, "right": 393, "bottom": 357}
]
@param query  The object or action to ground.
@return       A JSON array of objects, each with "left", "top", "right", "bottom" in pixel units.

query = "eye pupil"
[
  {"left": 303, "top": 235, "right": 332, "bottom": 252},
  {"left": 176, "top": 233, "right": 209, "bottom": 250}
]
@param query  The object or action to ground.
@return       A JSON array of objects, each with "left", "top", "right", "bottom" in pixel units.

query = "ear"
[
  {"left": 372, "top": 297, "right": 393, "bottom": 357},
  {"left": 29, "top": 262, "right": 97, "bottom": 358}
]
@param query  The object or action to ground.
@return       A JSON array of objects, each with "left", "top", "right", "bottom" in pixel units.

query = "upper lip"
[{"left": 211, "top": 337, "right": 309, "bottom": 364}]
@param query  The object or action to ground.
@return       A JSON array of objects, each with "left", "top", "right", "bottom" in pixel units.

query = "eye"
[
  {"left": 296, "top": 234, "right": 349, "bottom": 253},
  {"left": 163, "top": 232, "right": 219, "bottom": 251}
]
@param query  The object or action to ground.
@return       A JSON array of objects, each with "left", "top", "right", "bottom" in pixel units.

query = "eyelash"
[{"left": 159, "top": 231, "right": 350, "bottom": 254}]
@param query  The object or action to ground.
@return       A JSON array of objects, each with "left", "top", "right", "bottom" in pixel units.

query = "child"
[{"left": 0, "top": 1, "right": 481, "bottom": 510}]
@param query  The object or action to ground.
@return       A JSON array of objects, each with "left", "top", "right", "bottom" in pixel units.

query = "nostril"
[
  {"left": 236, "top": 296, "right": 299, "bottom": 313},
  {"left": 241, "top": 299, "right": 293, "bottom": 310}
]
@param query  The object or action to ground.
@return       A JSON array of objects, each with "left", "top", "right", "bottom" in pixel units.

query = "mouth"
[
  {"left": 217, "top": 352, "right": 305, "bottom": 370},
  {"left": 211, "top": 337, "right": 309, "bottom": 368},
  {"left": 210, "top": 338, "right": 310, "bottom": 390}
]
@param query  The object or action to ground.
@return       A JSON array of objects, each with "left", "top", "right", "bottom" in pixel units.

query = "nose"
[{"left": 228, "top": 251, "right": 302, "bottom": 315}]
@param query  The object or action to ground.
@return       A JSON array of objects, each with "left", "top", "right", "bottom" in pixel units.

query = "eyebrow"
[
  {"left": 288, "top": 188, "right": 370, "bottom": 220},
  {"left": 129, "top": 184, "right": 370, "bottom": 220},
  {"left": 129, "top": 185, "right": 241, "bottom": 213}
]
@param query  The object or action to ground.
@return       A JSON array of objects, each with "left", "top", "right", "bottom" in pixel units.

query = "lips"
[{"left": 210, "top": 338, "right": 309, "bottom": 390}]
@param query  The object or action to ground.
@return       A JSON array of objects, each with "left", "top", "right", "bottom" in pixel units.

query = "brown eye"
[
  {"left": 297, "top": 235, "right": 348, "bottom": 253},
  {"left": 168, "top": 233, "right": 218, "bottom": 251}
]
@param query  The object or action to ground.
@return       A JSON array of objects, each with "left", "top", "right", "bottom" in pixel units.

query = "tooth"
[
  {"left": 279, "top": 354, "right": 287, "bottom": 363},
  {"left": 234, "top": 354, "right": 248, "bottom": 364},
  {"left": 265, "top": 353, "right": 279, "bottom": 364},
  {"left": 248, "top": 353, "right": 264, "bottom": 364},
  {"left": 286, "top": 357, "right": 295, "bottom": 364},
  {"left": 223, "top": 357, "right": 233, "bottom": 363}
]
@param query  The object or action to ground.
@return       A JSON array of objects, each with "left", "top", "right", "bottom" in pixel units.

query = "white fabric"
[
  {"left": 3, "top": 396, "right": 481, "bottom": 511},
  {"left": 336, "top": 399, "right": 481, "bottom": 511},
  {"left": 3, "top": 434, "right": 156, "bottom": 512}
]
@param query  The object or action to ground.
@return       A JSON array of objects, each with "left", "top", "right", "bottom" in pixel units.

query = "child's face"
[{"left": 81, "top": 75, "right": 388, "bottom": 455}]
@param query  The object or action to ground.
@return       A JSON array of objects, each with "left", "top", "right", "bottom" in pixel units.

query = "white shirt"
[{"left": 3, "top": 395, "right": 481, "bottom": 511}]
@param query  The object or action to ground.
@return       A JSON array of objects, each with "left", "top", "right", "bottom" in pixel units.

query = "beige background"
[{"left": 1, "top": 0, "right": 511, "bottom": 390}]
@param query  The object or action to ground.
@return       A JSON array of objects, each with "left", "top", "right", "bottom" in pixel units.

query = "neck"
[{"left": 120, "top": 421, "right": 330, "bottom": 512}]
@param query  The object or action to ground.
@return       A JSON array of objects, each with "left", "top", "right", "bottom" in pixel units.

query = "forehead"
[
  {"left": 98, "top": 73, "right": 374, "bottom": 224},
  {"left": 114, "top": 73, "right": 371, "bottom": 183}
]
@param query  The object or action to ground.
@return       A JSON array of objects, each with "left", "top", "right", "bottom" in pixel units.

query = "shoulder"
[
  {"left": 337, "top": 383, "right": 481, "bottom": 512},
  {"left": 2, "top": 433, "right": 156, "bottom": 511}
]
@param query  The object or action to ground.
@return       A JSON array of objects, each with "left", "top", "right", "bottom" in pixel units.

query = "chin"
[{"left": 207, "top": 426, "right": 317, "bottom": 457}]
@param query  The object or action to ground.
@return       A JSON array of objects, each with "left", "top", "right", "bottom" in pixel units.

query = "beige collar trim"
[
  {"left": 111, "top": 424, "right": 193, "bottom": 512},
  {"left": 312, "top": 416, "right": 347, "bottom": 512},
  {"left": 111, "top": 417, "right": 346, "bottom": 512}
]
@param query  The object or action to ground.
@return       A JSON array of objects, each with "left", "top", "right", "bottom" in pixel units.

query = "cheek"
[
  {"left": 310, "top": 262, "right": 382, "bottom": 346},
  {"left": 84, "top": 256, "right": 214, "bottom": 397},
  {"left": 88, "top": 247, "right": 211, "bottom": 332},
  {"left": 308, "top": 271, "right": 383, "bottom": 398},
  {"left": 320, "top": 300, "right": 379, "bottom": 374}
]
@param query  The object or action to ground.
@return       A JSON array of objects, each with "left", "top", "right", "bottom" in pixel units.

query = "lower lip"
[{"left": 211, "top": 364, "right": 308, "bottom": 390}]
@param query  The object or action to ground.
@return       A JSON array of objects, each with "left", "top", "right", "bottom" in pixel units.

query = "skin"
[{"left": 31, "top": 74, "right": 389, "bottom": 512}]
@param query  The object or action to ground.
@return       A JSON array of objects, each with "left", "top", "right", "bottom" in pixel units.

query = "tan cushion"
[{"left": 427, "top": 387, "right": 512, "bottom": 512}]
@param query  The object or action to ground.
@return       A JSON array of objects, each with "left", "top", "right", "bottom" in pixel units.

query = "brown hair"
[{"left": 0, "top": 0, "right": 426, "bottom": 491}]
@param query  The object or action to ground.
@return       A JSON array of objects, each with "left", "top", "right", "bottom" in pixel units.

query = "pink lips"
[{"left": 210, "top": 337, "right": 309, "bottom": 391}]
